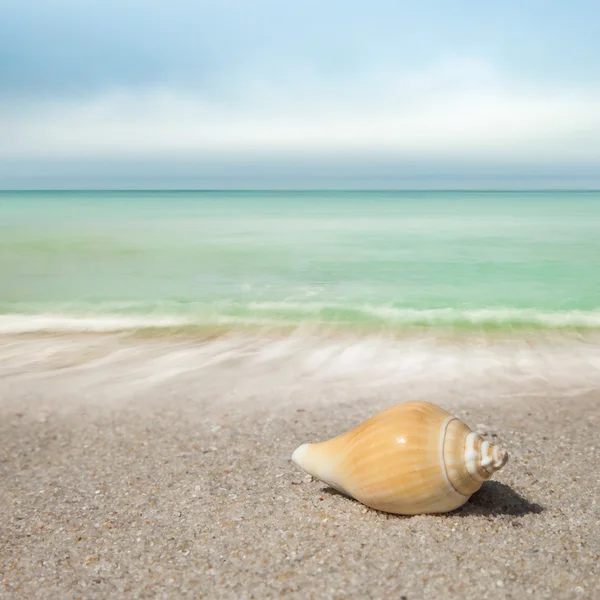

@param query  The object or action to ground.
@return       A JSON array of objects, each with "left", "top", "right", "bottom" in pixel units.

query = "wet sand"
[{"left": 1, "top": 333, "right": 599, "bottom": 599}]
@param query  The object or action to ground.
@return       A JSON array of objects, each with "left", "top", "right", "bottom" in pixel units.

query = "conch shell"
[{"left": 292, "top": 401, "right": 508, "bottom": 515}]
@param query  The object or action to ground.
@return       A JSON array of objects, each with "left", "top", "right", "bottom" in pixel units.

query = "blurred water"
[{"left": 1, "top": 189, "right": 599, "bottom": 334}]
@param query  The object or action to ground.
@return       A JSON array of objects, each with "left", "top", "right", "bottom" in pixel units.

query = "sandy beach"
[
  {"left": 1, "top": 332, "right": 599, "bottom": 599},
  {"left": 4, "top": 0, "right": 600, "bottom": 594}
]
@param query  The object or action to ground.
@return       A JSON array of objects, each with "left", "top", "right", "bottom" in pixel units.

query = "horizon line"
[{"left": 2, "top": 188, "right": 600, "bottom": 194}]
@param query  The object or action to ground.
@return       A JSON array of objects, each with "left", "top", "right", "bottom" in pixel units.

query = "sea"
[
  {"left": 2, "top": 189, "right": 600, "bottom": 398},
  {"left": 1, "top": 189, "right": 599, "bottom": 335}
]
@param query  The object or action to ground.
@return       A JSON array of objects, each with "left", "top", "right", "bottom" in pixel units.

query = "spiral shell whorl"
[
  {"left": 431, "top": 412, "right": 509, "bottom": 497},
  {"left": 464, "top": 432, "right": 509, "bottom": 482}
]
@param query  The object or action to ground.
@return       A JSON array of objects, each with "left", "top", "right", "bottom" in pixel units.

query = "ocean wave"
[
  {"left": 2, "top": 303, "right": 600, "bottom": 334},
  {"left": 0, "top": 314, "right": 190, "bottom": 334},
  {"left": 242, "top": 303, "right": 600, "bottom": 328}
]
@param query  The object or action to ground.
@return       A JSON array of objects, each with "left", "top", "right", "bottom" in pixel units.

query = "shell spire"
[
  {"left": 465, "top": 432, "right": 509, "bottom": 478},
  {"left": 292, "top": 401, "right": 509, "bottom": 515}
]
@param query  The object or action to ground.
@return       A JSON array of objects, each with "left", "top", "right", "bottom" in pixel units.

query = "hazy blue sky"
[{"left": 2, "top": 1, "right": 600, "bottom": 188}]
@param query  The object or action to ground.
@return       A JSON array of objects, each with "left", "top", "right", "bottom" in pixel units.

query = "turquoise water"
[{"left": 1, "top": 190, "right": 599, "bottom": 334}]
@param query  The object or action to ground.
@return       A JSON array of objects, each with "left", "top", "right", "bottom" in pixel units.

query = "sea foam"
[{"left": 2, "top": 305, "right": 600, "bottom": 335}]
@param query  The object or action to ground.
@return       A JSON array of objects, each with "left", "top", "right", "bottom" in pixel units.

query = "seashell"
[{"left": 292, "top": 401, "right": 508, "bottom": 515}]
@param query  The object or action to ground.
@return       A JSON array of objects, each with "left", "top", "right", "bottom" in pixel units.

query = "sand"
[{"left": 1, "top": 333, "right": 599, "bottom": 599}]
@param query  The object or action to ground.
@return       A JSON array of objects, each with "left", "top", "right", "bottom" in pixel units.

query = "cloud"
[{"left": 2, "top": 59, "right": 600, "bottom": 165}]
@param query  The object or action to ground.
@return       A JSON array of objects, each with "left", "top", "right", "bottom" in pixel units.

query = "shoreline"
[
  {"left": 3, "top": 312, "right": 600, "bottom": 337},
  {"left": 2, "top": 332, "right": 600, "bottom": 421},
  {"left": 3, "top": 318, "right": 600, "bottom": 344}
]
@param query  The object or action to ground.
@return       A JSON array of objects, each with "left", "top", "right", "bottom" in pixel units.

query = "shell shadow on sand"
[
  {"left": 455, "top": 481, "right": 543, "bottom": 517},
  {"left": 321, "top": 481, "right": 543, "bottom": 518}
]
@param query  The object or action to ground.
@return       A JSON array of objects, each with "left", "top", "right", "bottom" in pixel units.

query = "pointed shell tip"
[{"left": 291, "top": 443, "right": 309, "bottom": 469}]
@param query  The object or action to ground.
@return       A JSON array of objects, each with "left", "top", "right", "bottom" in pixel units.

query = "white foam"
[
  {"left": 1, "top": 305, "right": 600, "bottom": 335},
  {"left": 229, "top": 302, "right": 600, "bottom": 328},
  {"left": 1, "top": 329, "right": 600, "bottom": 409},
  {"left": 0, "top": 314, "right": 189, "bottom": 334}
]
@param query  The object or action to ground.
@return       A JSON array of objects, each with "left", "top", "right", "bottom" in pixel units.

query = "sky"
[{"left": 1, "top": 0, "right": 600, "bottom": 189}]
